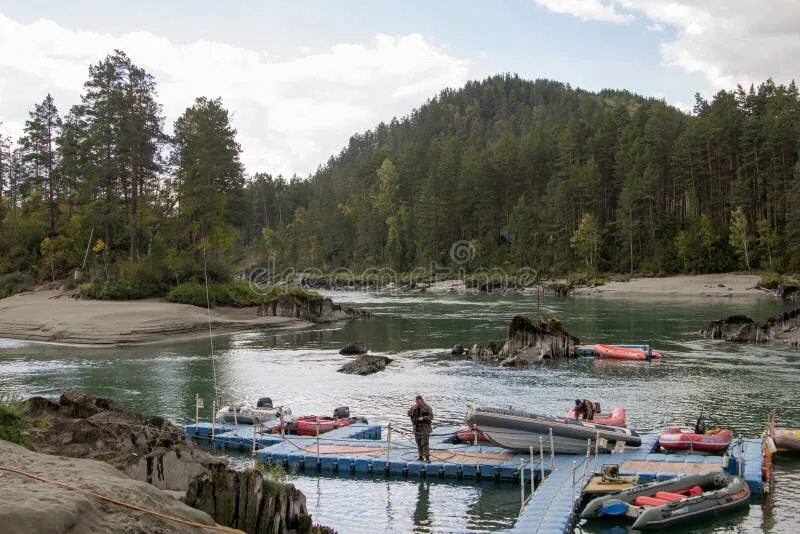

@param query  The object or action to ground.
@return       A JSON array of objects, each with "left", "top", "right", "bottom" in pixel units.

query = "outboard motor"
[
  {"left": 333, "top": 406, "right": 350, "bottom": 419},
  {"left": 256, "top": 397, "right": 273, "bottom": 408}
]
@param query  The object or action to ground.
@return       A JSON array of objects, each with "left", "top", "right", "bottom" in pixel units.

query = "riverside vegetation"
[{"left": 1, "top": 52, "right": 800, "bottom": 301}]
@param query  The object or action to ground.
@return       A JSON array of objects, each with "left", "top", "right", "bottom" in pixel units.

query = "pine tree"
[{"left": 19, "top": 94, "right": 62, "bottom": 232}]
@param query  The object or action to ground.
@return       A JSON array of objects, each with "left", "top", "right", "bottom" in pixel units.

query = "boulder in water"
[
  {"left": 451, "top": 344, "right": 465, "bottom": 355},
  {"left": 472, "top": 315, "right": 578, "bottom": 365},
  {"left": 339, "top": 342, "right": 368, "bottom": 355},
  {"left": 337, "top": 355, "right": 392, "bottom": 375}
]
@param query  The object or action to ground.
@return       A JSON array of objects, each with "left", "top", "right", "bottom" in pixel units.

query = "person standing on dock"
[{"left": 408, "top": 395, "right": 433, "bottom": 462}]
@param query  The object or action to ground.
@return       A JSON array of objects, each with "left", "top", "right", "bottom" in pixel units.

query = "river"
[{"left": 1, "top": 291, "right": 798, "bottom": 533}]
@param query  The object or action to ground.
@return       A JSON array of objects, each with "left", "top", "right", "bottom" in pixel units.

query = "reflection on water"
[{"left": 0, "top": 291, "right": 798, "bottom": 532}]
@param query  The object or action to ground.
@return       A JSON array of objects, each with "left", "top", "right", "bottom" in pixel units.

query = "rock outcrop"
[
  {"left": 0, "top": 438, "right": 221, "bottom": 534},
  {"left": 701, "top": 307, "right": 800, "bottom": 346},
  {"left": 337, "top": 355, "right": 393, "bottom": 375},
  {"left": 258, "top": 293, "right": 368, "bottom": 323},
  {"left": 185, "top": 463, "right": 318, "bottom": 534},
  {"left": 339, "top": 342, "right": 368, "bottom": 355},
  {"left": 471, "top": 315, "right": 578, "bottom": 366},
  {"left": 25, "top": 391, "right": 226, "bottom": 491}
]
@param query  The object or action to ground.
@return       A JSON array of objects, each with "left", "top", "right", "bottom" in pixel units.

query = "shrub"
[
  {"left": 0, "top": 396, "right": 30, "bottom": 446},
  {"left": 81, "top": 279, "right": 167, "bottom": 300},
  {"left": 760, "top": 272, "right": 784, "bottom": 290},
  {"left": 167, "top": 281, "right": 321, "bottom": 308},
  {"left": 0, "top": 272, "right": 33, "bottom": 299}
]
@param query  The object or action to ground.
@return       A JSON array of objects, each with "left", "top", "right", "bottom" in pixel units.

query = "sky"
[{"left": 1, "top": 0, "right": 799, "bottom": 177}]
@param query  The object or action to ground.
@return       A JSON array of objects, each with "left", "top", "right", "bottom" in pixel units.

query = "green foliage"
[
  {"left": 570, "top": 213, "right": 601, "bottom": 269},
  {"left": 166, "top": 281, "right": 320, "bottom": 308},
  {"left": 759, "top": 272, "right": 784, "bottom": 290},
  {"left": 254, "top": 461, "right": 288, "bottom": 483},
  {"left": 0, "top": 272, "right": 33, "bottom": 299},
  {"left": 0, "top": 396, "right": 30, "bottom": 446},
  {"left": 81, "top": 279, "right": 167, "bottom": 300}
]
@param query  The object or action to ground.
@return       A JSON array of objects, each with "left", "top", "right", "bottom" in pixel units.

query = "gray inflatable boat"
[
  {"left": 465, "top": 406, "right": 641, "bottom": 454},
  {"left": 581, "top": 472, "right": 751, "bottom": 530}
]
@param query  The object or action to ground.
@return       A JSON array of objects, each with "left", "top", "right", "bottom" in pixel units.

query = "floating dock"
[{"left": 185, "top": 423, "right": 764, "bottom": 533}]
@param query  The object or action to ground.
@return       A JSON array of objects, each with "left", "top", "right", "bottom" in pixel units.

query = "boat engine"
[
  {"left": 333, "top": 406, "right": 350, "bottom": 419},
  {"left": 256, "top": 397, "right": 273, "bottom": 408}
]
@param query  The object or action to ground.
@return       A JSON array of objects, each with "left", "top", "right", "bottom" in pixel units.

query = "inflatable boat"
[
  {"left": 216, "top": 397, "right": 292, "bottom": 424},
  {"left": 594, "top": 344, "right": 662, "bottom": 361},
  {"left": 567, "top": 406, "right": 626, "bottom": 427},
  {"left": 658, "top": 427, "right": 732, "bottom": 452},
  {"left": 466, "top": 406, "right": 641, "bottom": 454},
  {"left": 581, "top": 472, "right": 750, "bottom": 530},
  {"left": 773, "top": 428, "right": 800, "bottom": 452},
  {"left": 270, "top": 407, "right": 367, "bottom": 436},
  {"left": 456, "top": 425, "right": 490, "bottom": 443}
]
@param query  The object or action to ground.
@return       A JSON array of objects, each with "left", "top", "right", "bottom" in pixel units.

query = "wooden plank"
[{"left": 584, "top": 475, "right": 639, "bottom": 494}]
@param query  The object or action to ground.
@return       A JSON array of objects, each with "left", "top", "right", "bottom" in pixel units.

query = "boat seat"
[
  {"left": 634, "top": 496, "right": 670, "bottom": 507},
  {"left": 655, "top": 491, "right": 685, "bottom": 502},
  {"left": 688, "top": 485, "right": 703, "bottom": 496}
]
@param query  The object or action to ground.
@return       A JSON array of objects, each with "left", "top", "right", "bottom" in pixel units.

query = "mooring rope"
[{"left": 0, "top": 465, "right": 243, "bottom": 533}]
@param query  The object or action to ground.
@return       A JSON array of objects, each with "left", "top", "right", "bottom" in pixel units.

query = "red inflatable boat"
[
  {"left": 567, "top": 406, "right": 627, "bottom": 427},
  {"left": 456, "top": 425, "right": 490, "bottom": 443},
  {"left": 658, "top": 427, "right": 733, "bottom": 452},
  {"left": 594, "top": 344, "right": 662, "bottom": 361},
  {"left": 271, "top": 415, "right": 352, "bottom": 436}
]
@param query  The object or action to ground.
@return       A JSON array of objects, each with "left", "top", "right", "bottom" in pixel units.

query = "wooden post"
[
  {"left": 473, "top": 428, "right": 478, "bottom": 447},
  {"left": 316, "top": 420, "right": 321, "bottom": 467},
  {"left": 549, "top": 427, "right": 556, "bottom": 470},
  {"left": 195, "top": 394, "right": 200, "bottom": 428}
]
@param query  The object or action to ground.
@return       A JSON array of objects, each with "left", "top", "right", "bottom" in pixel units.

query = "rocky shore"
[
  {"left": 4, "top": 391, "right": 329, "bottom": 534},
  {"left": 701, "top": 307, "right": 800, "bottom": 347}
]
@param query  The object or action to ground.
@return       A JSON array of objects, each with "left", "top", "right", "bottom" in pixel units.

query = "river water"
[{"left": 1, "top": 291, "right": 799, "bottom": 533}]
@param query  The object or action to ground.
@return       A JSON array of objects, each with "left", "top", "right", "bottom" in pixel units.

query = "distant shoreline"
[
  {"left": 571, "top": 273, "right": 769, "bottom": 299},
  {"left": 0, "top": 290, "right": 311, "bottom": 347}
]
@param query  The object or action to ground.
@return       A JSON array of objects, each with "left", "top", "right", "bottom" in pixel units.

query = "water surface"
[{"left": 1, "top": 291, "right": 797, "bottom": 533}]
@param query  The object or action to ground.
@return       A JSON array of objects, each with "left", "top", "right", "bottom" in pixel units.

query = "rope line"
[{"left": 0, "top": 466, "right": 243, "bottom": 533}]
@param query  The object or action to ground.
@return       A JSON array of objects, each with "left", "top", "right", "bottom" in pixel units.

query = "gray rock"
[
  {"left": 184, "top": 463, "right": 320, "bottom": 533},
  {"left": 339, "top": 342, "right": 368, "bottom": 355},
  {"left": 25, "top": 391, "right": 225, "bottom": 491},
  {"left": 472, "top": 315, "right": 578, "bottom": 365},
  {"left": 337, "top": 355, "right": 393, "bottom": 375},
  {"left": 701, "top": 308, "right": 800, "bottom": 346},
  {"left": 451, "top": 344, "right": 465, "bottom": 355}
]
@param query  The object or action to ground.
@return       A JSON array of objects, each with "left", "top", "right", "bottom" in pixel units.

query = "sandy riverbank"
[
  {"left": 572, "top": 273, "right": 767, "bottom": 299},
  {"left": 0, "top": 290, "right": 310, "bottom": 346}
]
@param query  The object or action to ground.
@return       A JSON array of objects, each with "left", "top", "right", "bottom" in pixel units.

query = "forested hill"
[
  {"left": 271, "top": 74, "right": 800, "bottom": 276},
  {"left": 1, "top": 56, "right": 799, "bottom": 300}
]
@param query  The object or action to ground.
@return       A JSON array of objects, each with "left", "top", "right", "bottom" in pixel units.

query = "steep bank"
[
  {"left": 0, "top": 439, "right": 223, "bottom": 534},
  {"left": 0, "top": 289, "right": 361, "bottom": 346}
]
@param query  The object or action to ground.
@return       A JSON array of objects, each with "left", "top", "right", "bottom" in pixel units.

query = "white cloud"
[
  {"left": 534, "top": 0, "right": 633, "bottom": 23},
  {"left": 535, "top": 1, "right": 800, "bottom": 90},
  {"left": 0, "top": 14, "right": 471, "bottom": 176}
]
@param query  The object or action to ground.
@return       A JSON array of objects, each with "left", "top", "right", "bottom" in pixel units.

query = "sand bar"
[
  {"left": 572, "top": 273, "right": 768, "bottom": 299},
  {"left": 0, "top": 290, "right": 309, "bottom": 346}
]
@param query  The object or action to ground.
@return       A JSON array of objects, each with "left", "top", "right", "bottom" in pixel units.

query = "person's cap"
[
  {"left": 575, "top": 399, "right": 581, "bottom": 404},
  {"left": 416, "top": 395, "right": 423, "bottom": 400}
]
